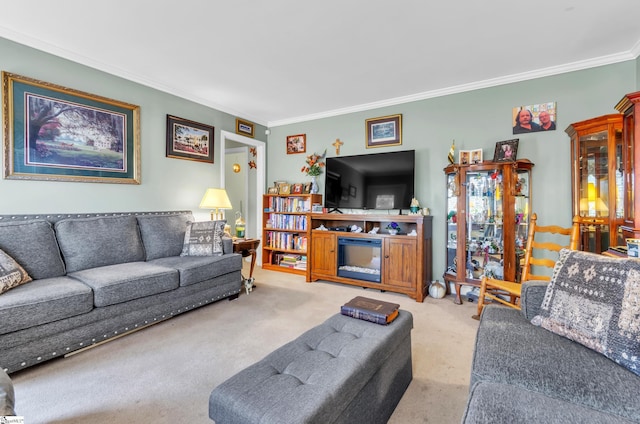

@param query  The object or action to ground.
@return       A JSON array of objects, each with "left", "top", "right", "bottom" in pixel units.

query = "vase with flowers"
[
  {"left": 301, "top": 150, "right": 326, "bottom": 194},
  {"left": 386, "top": 221, "right": 400, "bottom": 235}
]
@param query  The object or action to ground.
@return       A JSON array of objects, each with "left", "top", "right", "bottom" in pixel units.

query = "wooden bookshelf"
[{"left": 261, "top": 193, "right": 322, "bottom": 277}]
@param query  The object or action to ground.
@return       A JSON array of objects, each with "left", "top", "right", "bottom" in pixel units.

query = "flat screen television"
[{"left": 324, "top": 150, "right": 415, "bottom": 212}]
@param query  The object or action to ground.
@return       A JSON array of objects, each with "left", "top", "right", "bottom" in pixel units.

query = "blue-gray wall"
[
  {"left": 267, "top": 61, "right": 638, "bottom": 278},
  {"left": 0, "top": 37, "right": 266, "bottom": 220},
  {"left": 1, "top": 35, "right": 638, "bottom": 278}
]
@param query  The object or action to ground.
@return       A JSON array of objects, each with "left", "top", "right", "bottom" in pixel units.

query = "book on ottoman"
[{"left": 340, "top": 296, "right": 400, "bottom": 325}]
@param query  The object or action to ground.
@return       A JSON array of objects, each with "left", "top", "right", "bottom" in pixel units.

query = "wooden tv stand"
[{"left": 308, "top": 213, "right": 432, "bottom": 302}]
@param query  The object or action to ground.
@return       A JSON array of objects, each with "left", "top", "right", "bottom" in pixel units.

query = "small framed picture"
[
  {"left": 470, "top": 149, "right": 483, "bottom": 164},
  {"left": 292, "top": 183, "right": 303, "bottom": 194},
  {"left": 278, "top": 183, "right": 291, "bottom": 194},
  {"left": 365, "top": 114, "right": 402, "bottom": 148},
  {"left": 458, "top": 150, "right": 470, "bottom": 165},
  {"left": 235, "top": 118, "right": 255, "bottom": 138},
  {"left": 303, "top": 182, "right": 312, "bottom": 194},
  {"left": 267, "top": 186, "right": 279, "bottom": 194},
  {"left": 166, "top": 115, "right": 214, "bottom": 163},
  {"left": 349, "top": 185, "right": 357, "bottom": 197},
  {"left": 493, "top": 139, "right": 519, "bottom": 162},
  {"left": 286, "top": 134, "right": 306, "bottom": 154}
]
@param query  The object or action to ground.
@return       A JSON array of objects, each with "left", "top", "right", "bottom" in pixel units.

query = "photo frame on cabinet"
[
  {"left": 278, "top": 183, "right": 291, "bottom": 194},
  {"left": 235, "top": 118, "right": 255, "bottom": 138},
  {"left": 286, "top": 134, "right": 306, "bottom": 154},
  {"left": 458, "top": 150, "right": 470, "bottom": 165},
  {"left": 292, "top": 183, "right": 303, "bottom": 194},
  {"left": 493, "top": 139, "right": 519, "bottom": 162},
  {"left": 166, "top": 115, "right": 214, "bottom": 163},
  {"left": 470, "top": 149, "right": 483, "bottom": 164},
  {"left": 365, "top": 114, "right": 402, "bottom": 148},
  {"left": 2, "top": 72, "right": 141, "bottom": 184}
]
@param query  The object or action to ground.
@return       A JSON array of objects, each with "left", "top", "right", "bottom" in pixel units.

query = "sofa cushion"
[
  {"left": 532, "top": 249, "right": 640, "bottom": 376},
  {"left": 0, "top": 248, "right": 32, "bottom": 294},
  {"left": 462, "top": 381, "right": 635, "bottom": 424},
  {"left": 150, "top": 254, "right": 242, "bottom": 287},
  {"left": 68, "top": 262, "right": 179, "bottom": 307},
  {"left": 55, "top": 216, "right": 145, "bottom": 273},
  {"left": 0, "top": 220, "right": 66, "bottom": 279},
  {"left": 472, "top": 306, "right": 640, "bottom": 422},
  {"left": 137, "top": 213, "right": 194, "bottom": 260},
  {"left": 180, "top": 221, "right": 225, "bottom": 257},
  {"left": 0, "top": 277, "right": 93, "bottom": 335}
]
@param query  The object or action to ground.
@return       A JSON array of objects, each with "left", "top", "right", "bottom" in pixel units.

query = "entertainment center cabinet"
[{"left": 308, "top": 214, "right": 432, "bottom": 302}]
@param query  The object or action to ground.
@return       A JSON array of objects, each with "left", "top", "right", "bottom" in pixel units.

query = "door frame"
[{"left": 220, "top": 130, "right": 265, "bottom": 263}]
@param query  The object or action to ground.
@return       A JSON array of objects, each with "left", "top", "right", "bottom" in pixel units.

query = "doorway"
[{"left": 220, "top": 130, "right": 265, "bottom": 264}]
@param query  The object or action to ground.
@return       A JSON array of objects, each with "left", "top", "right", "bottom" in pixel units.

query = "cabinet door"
[
  {"left": 384, "top": 238, "right": 417, "bottom": 288},
  {"left": 311, "top": 232, "right": 337, "bottom": 276},
  {"left": 465, "top": 169, "right": 504, "bottom": 280}
]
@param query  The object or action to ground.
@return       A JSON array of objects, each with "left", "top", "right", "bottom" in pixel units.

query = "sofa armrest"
[
  {"left": 222, "top": 237, "right": 233, "bottom": 255},
  {"left": 519, "top": 281, "right": 548, "bottom": 320}
]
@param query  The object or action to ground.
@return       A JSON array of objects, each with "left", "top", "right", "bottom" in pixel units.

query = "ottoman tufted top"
[{"left": 210, "top": 310, "right": 413, "bottom": 424}]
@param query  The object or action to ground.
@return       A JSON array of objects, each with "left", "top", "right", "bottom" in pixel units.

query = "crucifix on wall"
[{"left": 332, "top": 138, "right": 344, "bottom": 155}]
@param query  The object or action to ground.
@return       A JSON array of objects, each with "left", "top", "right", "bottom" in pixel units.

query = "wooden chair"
[{"left": 473, "top": 213, "right": 579, "bottom": 319}]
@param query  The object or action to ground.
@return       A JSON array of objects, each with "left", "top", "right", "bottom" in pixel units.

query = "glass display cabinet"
[
  {"left": 565, "top": 114, "right": 623, "bottom": 252},
  {"left": 444, "top": 159, "right": 534, "bottom": 304},
  {"left": 615, "top": 91, "right": 640, "bottom": 240}
]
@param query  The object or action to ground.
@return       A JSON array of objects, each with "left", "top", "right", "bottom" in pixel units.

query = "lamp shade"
[{"left": 199, "top": 188, "right": 232, "bottom": 220}]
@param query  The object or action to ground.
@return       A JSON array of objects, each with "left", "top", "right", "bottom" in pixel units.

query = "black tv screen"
[{"left": 324, "top": 150, "right": 415, "bottom": 211}]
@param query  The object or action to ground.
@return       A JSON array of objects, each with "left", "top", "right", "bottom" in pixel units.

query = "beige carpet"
[{"left": 11, "top": 265, "right": 479, "bottom": 423}]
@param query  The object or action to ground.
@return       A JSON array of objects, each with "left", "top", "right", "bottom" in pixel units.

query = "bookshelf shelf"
[{"left": 261, "top": 193, "right": 322, "bottom": 277}]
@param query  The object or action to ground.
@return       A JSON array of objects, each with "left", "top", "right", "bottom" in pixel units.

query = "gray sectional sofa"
[
  {"left": 463, "top": 279, "right": 640, "bottom": 423},
  {"left": 0, "top": 211, "right": 242, "bottom": 374}
]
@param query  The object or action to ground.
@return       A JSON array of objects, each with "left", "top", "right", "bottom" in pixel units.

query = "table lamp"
[{"left": 199, "top": 188, "right": 232, "bottom": 220}]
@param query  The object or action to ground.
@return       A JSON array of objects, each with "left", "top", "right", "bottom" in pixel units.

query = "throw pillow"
[
  {"left": 0, "top": 248, "right": 32, "bottom": 294},
  {"left": 532, "top": 248, "right": 640, "bottom": 376},
  {"left": 180, "top": 220, "right": 225, "bottom": 257}
]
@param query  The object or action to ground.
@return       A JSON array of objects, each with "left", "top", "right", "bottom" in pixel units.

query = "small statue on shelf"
[{"left": 409, "top": 197, "right": 421, "bottom": 215}]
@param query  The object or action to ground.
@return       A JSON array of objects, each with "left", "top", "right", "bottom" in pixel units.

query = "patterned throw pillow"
[
  {"left": 0, "top": 248, "right": 33, "bottom": 294},
  {"left": 180, "top": 220, "right": 226, "bottom": 257},
  {"left": 532, "top": 248, "right": 640, "bottom": 376}
]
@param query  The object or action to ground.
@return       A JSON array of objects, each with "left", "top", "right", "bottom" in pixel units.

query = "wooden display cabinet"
[
  {"left": 261, "top": 193, "right": 322, "bottom": 277},
  {"left": 443, "top": 159, "right": 534, "bottom": 304},
  {"left": 308, "top": 214, "right": 432, "bottom": 302},
  {"left": 565, "top": 114, "right": 624, "bottom": 252},
  {"left": 615, "top": 91, "right": 640, "bottom": 240}
]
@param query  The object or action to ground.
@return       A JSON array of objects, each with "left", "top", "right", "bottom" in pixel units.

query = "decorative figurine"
[{"left": 409, "top": 197, "right": 420, "bottom": 214}]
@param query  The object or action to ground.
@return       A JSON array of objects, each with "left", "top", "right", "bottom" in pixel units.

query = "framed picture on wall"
[
  {"left": 2, "top": 72, "right": 141, "bottom": 184},
  {"left": 235, "top": 118, "right": 255, "bottom": 138},
  {"left": 166, "top": 115, "right": 214, "bottom": 163},
  {"left": 365, "top": 114, "right": 402, "bottom": 148},
  {"left": 286, "top": 134, "right": 306, "bottom": 154}
]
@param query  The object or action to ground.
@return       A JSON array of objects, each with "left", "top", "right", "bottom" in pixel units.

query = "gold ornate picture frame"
[{"left": 2, "top": 72, "right": 141, "bottom": 184}]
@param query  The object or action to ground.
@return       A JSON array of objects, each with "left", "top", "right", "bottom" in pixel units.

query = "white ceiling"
[{"left": 1, "top": 1, "right": 640, "bottom": 128}]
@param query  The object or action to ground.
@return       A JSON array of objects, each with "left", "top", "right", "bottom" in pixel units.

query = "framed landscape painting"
[
  {"left": 166, "top": 115, "right": 214, "bottom": 163},
  {"left": 365, "top": 114, "right": 402, "bottom": 148},
  {"left": 2, "top": 72, "right": 141, "bottom": 184}
]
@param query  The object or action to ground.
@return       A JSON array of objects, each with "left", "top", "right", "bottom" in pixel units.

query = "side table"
[{"left": 232, "top": 238, "right": 261, "bottom": 294}]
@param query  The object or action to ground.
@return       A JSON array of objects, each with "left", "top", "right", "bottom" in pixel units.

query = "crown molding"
[{"left": 268, "top": 50, "right": 639, "bottom": 127}]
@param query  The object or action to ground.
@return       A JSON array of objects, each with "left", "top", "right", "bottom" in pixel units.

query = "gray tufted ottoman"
[{"left": 209, "top": 310, "right": 413, "bottom": 424}]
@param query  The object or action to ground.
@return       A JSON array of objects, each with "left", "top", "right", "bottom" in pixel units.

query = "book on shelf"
[{"left": 340, "top": 296, "right": 400, "bottom": 325}]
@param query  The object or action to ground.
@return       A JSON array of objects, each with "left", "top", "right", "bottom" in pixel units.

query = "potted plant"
[{"left": 386, "top": 222, "right": 400, "bottom": 235}]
